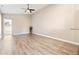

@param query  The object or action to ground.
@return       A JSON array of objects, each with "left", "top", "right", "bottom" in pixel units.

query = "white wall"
[
  {"left": 32, "top": 4, "right": 79, "bottom": 43},
  {"left": 0, "top": 13, "right": 1, "bottom": 36},
  {"left": 3, "top": 14, "right": 31, "bottom": 35}
]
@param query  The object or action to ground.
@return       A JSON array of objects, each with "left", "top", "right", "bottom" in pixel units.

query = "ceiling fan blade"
[{"left": 30, "top": 9, "right": 35, "bottom": 11}]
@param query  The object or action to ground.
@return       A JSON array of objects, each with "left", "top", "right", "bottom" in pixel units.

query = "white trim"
[
  {"left": 13, "top": 32, "right": 29, "bottom": 35},
  {"left": 33, "top": 33, "right": 79, "bottom": 46}
]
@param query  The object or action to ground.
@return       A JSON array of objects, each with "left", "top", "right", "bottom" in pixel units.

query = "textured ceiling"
[{"left": 0, "top": 4, "right": 48, "bottom": 14}]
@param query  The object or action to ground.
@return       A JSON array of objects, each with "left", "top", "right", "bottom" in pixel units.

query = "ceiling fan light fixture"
[{"left": 25, "top": 9, "right": 31, "bottom": 14}]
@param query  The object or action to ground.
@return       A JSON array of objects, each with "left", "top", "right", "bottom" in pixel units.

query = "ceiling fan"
[{"left": 22, "top": 4, "right": 35, "bottom": 15}]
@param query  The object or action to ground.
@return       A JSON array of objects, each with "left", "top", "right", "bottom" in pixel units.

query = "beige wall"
[
  {"left": 3, "top": 14, "right": 31, "bottom": 35},
  {"left": 32, "top": 4, "right": 79, "bottom": 43}
]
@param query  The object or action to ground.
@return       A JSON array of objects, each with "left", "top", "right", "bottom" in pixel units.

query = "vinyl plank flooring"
[{"left": 0, "top": 34, "right": 78, "bottom": 55}]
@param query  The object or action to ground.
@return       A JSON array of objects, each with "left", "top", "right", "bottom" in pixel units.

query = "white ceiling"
[{"left": 0, "top": 4, "right": 48, "bottom": 14}]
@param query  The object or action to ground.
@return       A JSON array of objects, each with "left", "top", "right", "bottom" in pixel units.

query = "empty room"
[{"left": 0, "top": 4, "right": 79, "bottom": 55}]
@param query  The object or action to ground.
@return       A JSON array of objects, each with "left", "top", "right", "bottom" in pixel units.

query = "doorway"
[{"left": 3, "top": 18, "right": 12, "bottom": 36}]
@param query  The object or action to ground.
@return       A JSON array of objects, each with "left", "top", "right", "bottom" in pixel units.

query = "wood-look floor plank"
[{"left": 0, "top": 34, "right": 78, "bottom": 55}]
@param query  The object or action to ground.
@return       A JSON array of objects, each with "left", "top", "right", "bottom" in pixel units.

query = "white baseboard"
[
  {"left": 33, "top": 33, "right": 79, "bottom": 46},
  {"left": 13, "top": 32, "right": 29, "bottom": 35}
]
